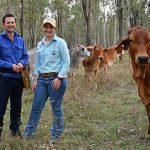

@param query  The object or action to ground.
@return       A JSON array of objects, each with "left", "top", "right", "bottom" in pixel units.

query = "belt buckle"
[{"left": 41, "top": 72, "right": 56, "bottom": 78}]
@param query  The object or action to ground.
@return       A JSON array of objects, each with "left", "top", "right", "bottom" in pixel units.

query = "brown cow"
[
  {"left": 82, "top": 44, "right": 103, "bottom": 83},
  {"left": 115, "top": 26, "right": 150, "bottom": 135},
  {"left": 99, "top": 45, "right": 119, "bottom": 79}
]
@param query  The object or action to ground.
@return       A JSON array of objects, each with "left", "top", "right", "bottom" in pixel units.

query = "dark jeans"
[{"left": 0, "top": 76, "right": 23, "bottom": 132}]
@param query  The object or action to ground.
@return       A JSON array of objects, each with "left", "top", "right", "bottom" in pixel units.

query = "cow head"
[
  {"left": 77, "top": 44, "right": 90, "bottom": 57},
  {"left": 115, "top": 26, "right": 150, "bottom": 65},
  {"left": 92, "top": 44, "right": 104, "bottom": 61}
]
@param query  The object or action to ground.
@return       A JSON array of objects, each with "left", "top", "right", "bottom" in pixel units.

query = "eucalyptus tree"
[
  {"left": 20, "top": 0, "right": 24, "bottom": 37},
  {"left": 48, "top": 0, "right": 72, "bottom": 38},
  {"left": 99, "top": 0, "right": 108, "bottom": 47},
  {"left": 81, "top": 0, "right": 91, "bottom": 46},
  {"left": 90, "top": 0, "right": 103, "bottom": 45},
  {"left": 125, "top": 0, "right": 147, "bottom": 27},
  {"left": 23, "top": 0, "right": 48, "bottom": 48},
  {"left": 115, "top": 0, "right": 123, "bottom": 41},
  {"left": 48, "top": 0, "right": 85, "bottom": 47},
  {"left": 64, "top": 0, "right": 85, "bottom": 48}
]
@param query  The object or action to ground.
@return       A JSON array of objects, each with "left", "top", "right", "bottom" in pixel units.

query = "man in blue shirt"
[{"left": 0, "top": 13, "right": 28, "bottom": 139}]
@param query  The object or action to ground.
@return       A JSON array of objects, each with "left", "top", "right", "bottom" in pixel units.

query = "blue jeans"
[
  {"left": 24, "top": 75, "right": 68, "bottom": 139},
  {"left": 0, "top": 76, "right": 23, "bottom": 132}
]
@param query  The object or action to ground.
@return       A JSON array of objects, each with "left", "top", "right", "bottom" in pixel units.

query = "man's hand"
[
  {"left": 17, "top": 63, "right": 24, "bottom": 70},
  {"left": 12, "top": 63, "right": 24, "bottom": 72},
  {"left": 12, "top": 64, "right": 21, "bottom": 72}
]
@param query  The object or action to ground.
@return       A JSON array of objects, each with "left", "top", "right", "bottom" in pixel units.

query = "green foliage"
[{"left": 0, "top": 0, "right": 149, "bottom": 49}]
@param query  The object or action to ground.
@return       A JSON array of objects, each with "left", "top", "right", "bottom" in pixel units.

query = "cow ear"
[
  {"left": 103, "top": 48, "right": 109, "bottom": 52},
  {"left": 78, "top": 44, "right": 82, "bottom": 47},
  {"left": 86, "top": 46, "right": 93, "bottom": 52},
  {"left": 115, "top": 36, "right": 130, "bottom": 54}
]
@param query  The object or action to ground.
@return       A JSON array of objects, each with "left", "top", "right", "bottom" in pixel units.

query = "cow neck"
[
  {"left": 131, "top": 60, "right": 148, "bottom": 80},
  {"left": 74, "top": 51, "right": 82, "bottom": 65}
]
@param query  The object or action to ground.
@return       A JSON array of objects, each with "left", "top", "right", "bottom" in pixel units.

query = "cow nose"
[
  {"left": 138, "top": 56, "right": 149, "bottom": 64},
  {"left": 99, "top": 56, "right": 103, "bottom": 61}
]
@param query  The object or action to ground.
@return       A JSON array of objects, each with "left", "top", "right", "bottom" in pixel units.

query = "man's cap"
[{"left": 43, "top": 17, "right": 56, "bottom": 28}]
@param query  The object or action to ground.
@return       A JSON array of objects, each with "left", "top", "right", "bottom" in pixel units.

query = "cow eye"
[
  {"left": 130, "top": 39, "right": 133, "bottom": 43},
  {"left": 130, "top": 39, "right": 135, "bottom": 44},
  {"left": 82, "top": 48, "right": 84, "bottom": 51}
]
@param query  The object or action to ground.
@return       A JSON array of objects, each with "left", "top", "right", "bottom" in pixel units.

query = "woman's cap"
[{"left": 43, "top": 17, "right": 56, "bottom": 27}]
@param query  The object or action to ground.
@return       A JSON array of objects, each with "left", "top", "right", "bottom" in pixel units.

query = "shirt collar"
[
  {"left": 41, "top": 34, "right": 57, "bottom": 44},
  {"left": 1, "top": 31, "right": 19, "bottom": 37}
]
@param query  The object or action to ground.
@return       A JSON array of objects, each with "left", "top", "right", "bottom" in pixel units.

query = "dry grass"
[{"left": 0, "top": 53, "right": 150, "bottom": 150}]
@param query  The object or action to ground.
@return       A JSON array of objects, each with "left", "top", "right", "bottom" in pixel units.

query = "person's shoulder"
[
  {"left": 15, "top": 32, "right": 24, "bottom": 41},
  {"left": 0, "top": 31, "right": 6, "bottom": 37},
  {"left": 55, "top": 36, "right": 66, "bottom": 44},
  {"left": 37, "top": 39, "right": 43, "bottom": 46}
]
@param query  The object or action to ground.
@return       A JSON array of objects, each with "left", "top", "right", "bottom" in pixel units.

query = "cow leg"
[
  {"left": 145, "top": 104, "right": 150, "bottom": 135},
  {"left": 72, "top": 73, "right": 75, "bottom": 81},
  {"left": 84, "top": 72, "right": 90, "bottom": 83},
  {"left": 94, "top": 70, "right": 98, "bottom": 82},
  {"left": 103, "top": 66, "right": 108, "bottom": 81}
]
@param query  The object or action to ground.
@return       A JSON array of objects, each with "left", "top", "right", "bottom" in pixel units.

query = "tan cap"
[{"left": 43, "top": 17, "right": 56, "bottom": 27}]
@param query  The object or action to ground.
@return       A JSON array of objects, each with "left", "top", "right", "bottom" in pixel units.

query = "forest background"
[{"left": 0, "top": 0, "right": 150, "bottom": 49}]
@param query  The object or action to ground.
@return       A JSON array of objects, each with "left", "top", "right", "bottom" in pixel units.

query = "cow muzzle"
[
  {"left": 137, "top": 56, "right": 150, "bottom": 64},
  {"left": 98, "top": 56, "right": 103, "bottom": 61}
]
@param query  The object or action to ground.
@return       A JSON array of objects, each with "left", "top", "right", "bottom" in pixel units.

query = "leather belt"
[
  {"left": 0, "top": 68, "right": 15, "bottom": 73},
  {"left": 39, "top": 72, "right": 58, "bottom": 78}
]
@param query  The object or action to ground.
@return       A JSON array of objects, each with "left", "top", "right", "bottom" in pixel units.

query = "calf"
[
  {"left": 99, "top": 45, "right": 118, "bottom": 78},
  {"left": 82, "top": 44, "right": 103, "bottom": 83},
  {"left": 115, "top": 26, "right": 150, "bottom": 135},
  {"left": 69, "top": 45, "right": 90, "bottom": 80}
]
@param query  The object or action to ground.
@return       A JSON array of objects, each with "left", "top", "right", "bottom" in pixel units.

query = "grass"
[{"left": 1, "top": 53, "right": 150, "bottom": 150}]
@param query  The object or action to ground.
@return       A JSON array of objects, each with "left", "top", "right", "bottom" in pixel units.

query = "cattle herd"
[{"left": 28, "top": 26, "right": 150, "bottom": 136}]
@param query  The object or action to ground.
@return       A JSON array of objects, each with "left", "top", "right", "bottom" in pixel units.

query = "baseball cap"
[{"left": 43, "top": 17, "right": 56, "bottom": 28}]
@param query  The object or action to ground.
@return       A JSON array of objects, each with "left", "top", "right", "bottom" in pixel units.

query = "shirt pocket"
[
  {"left": 15, "top": 44, "right": 23, "bottom": 58},
  {"left": 37, "top": 47, "right": 44, "bottom": 57},
  {"left": 0, "top": 44, "right": 12, "bottom": 57},
  {"left": 49, "top": 48, "right": 60, "bottom": 61}
]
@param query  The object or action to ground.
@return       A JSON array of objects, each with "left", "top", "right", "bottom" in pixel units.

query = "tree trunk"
[
  {"left": 82, "top": 0, "right": 91, "bottom": 46},
  {"left": 20, "top": 0, "right": 24, "bottom": 37},
  {"left": 115, "top": 0, "right": 123, "bottom": 61}
]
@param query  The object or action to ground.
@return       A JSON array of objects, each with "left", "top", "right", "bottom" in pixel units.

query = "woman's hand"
[
  {"left": 52, "top": 78, "right": 61, "bottom": 90},
  {"left": 32, "top": 79, "right": 37, "bottom": 92}
]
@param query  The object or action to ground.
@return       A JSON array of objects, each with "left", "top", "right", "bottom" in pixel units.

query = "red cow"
[
  {"left": 99, "top": 45, "right": 119, "bottom": 79},
  {"left": 115, "top": 26, "right": 150, "bottom": 135},
  {"left": 82, "top": 44, "right": 103, "bottom": 83}
]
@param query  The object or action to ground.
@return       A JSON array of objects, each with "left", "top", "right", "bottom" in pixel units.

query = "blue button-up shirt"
[
  {"left": 0, "top": 31, "right": 29, "bottom": 78},
  {"left": 34, "top": 34, "right": 70, "bottom": 78}
]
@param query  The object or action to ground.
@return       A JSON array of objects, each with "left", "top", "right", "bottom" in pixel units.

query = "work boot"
[{"left": 11, "top": 129, "right": 22, "bottom": 137}]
